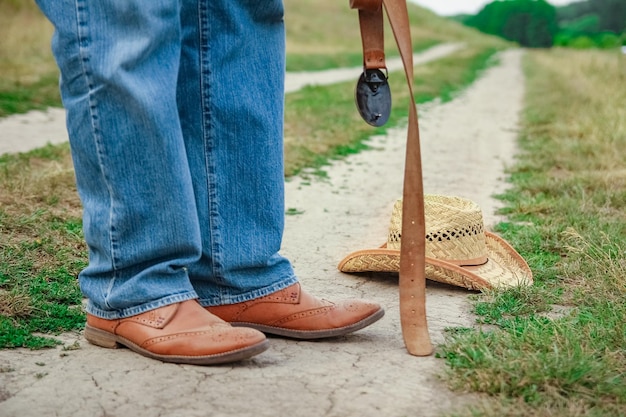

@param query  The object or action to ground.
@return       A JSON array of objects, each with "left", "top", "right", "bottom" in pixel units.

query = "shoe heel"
[{"left": 84, "top": 325, "right": 121, "bottom": 349}]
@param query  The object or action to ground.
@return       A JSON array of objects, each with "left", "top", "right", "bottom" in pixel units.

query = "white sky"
[{"left": 410, "top": 0, "right": 576, "bottom": 16}]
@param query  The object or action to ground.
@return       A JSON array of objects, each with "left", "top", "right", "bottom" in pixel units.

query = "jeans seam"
[
  {"left": 75, "top": 0, "right": 119, "bottom": 307},
  {"left": 199, "top": 1, "right": 225, "bottom": 285}
]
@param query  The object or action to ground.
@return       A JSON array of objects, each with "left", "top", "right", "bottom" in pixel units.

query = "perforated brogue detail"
[
  {"left": 271, "top": 305, "right": 336, "bottom": 326},
  {"left": 141, "top": 326, "right": 261, "bottom": 348},
  {"left": 255, "top": 288, "right": 300, "bottom": 304},
  {"left": 120, "top": 302, "right": 179, "bottom": 329}
]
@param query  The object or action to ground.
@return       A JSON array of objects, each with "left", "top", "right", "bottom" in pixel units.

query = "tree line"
[{"left": 458, "top": 0, "right": 625, "bottom": 48}]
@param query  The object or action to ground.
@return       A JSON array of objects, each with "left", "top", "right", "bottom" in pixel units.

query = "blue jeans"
[{"left": 36, "top": 0, "right": 298, "bottom": 319}]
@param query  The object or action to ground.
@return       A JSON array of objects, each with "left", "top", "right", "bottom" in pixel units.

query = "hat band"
[{"left": 441, "top": 255, "right": 488, "bottom": 267}]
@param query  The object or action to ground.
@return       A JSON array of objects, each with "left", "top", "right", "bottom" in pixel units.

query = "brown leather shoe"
[
  {"left": 205, "top": 283, "right": 384, "bottom": 339},
  {"left": 84, "top": 300, "right": 268, "bottom": 365}
]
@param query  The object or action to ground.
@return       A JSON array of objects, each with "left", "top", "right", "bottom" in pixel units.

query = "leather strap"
[{"left": 350, "top": 0, "right": 433, "bottom": 356}]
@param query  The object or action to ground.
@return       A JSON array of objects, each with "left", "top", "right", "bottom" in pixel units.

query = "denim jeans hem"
[
  {"left": 85, "top": 291, "right": 199, "bottom": 319},
  {"left": 197, "top": 275, "right": 299, "bottom": 307}
]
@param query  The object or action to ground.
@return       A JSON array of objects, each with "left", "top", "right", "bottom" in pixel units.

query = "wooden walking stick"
[{"left": 350, "top": 0, "right": 433, "bottom": 356}]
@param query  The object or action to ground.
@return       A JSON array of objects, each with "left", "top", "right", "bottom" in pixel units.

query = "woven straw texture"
[
  {"left": 338, "top": 195, "right": 533, "bottom": 290},
  {"left": 389, "top": 195, "right": 487, "bottom": 262}
]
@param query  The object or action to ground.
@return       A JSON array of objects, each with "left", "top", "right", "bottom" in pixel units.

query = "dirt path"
[{"left": 0, "top": 48, "right": 525, "bottom": 417}]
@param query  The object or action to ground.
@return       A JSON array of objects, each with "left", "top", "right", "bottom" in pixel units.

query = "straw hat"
[{"left": 338, "top": 195, "right": 533, "bottom": 290}]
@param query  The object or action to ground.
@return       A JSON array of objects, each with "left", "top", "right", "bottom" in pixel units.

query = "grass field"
[
  {"left": 1, "top": 1, "right": 625, "bottom": 416},
  {"left": 439, "top": 49, "right": 626, "bottom": 416}
]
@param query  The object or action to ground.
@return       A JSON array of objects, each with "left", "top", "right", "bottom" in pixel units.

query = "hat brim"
[{"left": 337, "top": 232, "right": 533, "bottom": 291}]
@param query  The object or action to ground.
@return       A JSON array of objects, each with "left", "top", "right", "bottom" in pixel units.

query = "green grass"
[
  {"left": 438, "top": 49, "right": 626, "bottom": 417},
  {"left": 1, "top": 144, "right": 86, "bottom": 349},
  {"left": 0, "top": 72, "right": 62, "bottom": 118},
  {"left": 0, "top": 2, "right": 59, "bottom": 117}
]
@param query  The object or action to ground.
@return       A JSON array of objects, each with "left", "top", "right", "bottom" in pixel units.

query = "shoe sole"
[
  {"left": 228, "top": 307, "right": 385, "bottom": 339},
  {"left": 83, "top": 325, "right": 269, "bottom": 365}
]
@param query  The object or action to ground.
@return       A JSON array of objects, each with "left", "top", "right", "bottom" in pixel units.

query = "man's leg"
[
  {"left": 184, "top": 0, "right": 385, "bottom": 337},
  {"left": 35, "top": 0, "right": 268, "bottom": 364},
  {"left": 182, "top": 0, "right": 298, "bottom": 303}
]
